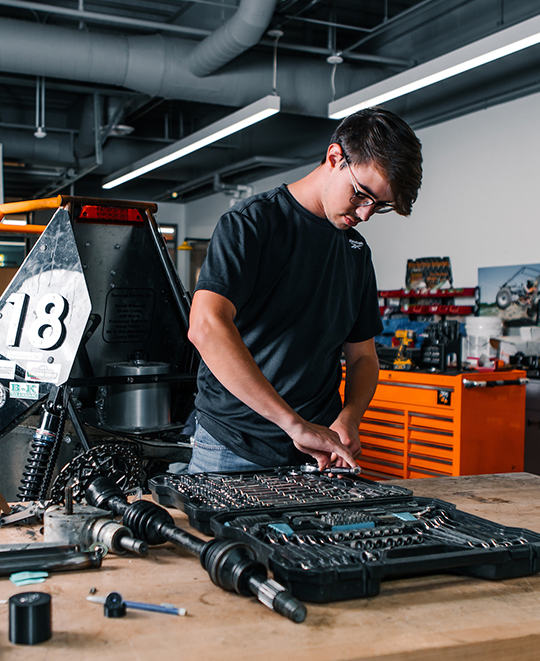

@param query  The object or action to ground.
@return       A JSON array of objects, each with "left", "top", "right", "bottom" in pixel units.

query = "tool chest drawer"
[
  {"left": 375, "top": 381, "right": 456, "bottom": 409},
  {"left": 151, "top": 469, "right": 540, "bottom": 603}
]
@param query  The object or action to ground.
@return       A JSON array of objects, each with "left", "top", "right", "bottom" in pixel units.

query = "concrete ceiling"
[{"left": 1, "top": 0, "right": 540, "bottom": 203}]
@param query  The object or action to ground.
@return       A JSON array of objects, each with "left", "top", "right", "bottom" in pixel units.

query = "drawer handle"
[{"left": 463, "top": 378, "right": 529, "bottom": 388}]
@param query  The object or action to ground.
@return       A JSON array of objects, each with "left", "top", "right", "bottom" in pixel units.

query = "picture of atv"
[{"left": 496, "top": 267, "right": 540, "bottom": 318}]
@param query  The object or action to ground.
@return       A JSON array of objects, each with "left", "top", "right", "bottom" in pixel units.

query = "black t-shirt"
[{"left": 194, "top": 184, "right": 383, "bottom": 466}]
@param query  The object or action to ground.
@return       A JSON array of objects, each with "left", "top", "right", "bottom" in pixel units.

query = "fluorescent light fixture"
[
  {"left": 329, "top": 15, "right": 540, "bottom": 119},
  {"left": 158, "top": 227, "right": 175, "bottom": 235},
  {"left": 103, "top": 95, "right": 281, "bottom": 189},
  {"left": 1, "top": 219, "right": 27, "bottom": 226}
]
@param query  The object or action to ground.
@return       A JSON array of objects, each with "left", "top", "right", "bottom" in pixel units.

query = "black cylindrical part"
[
  {"left": 9, "top": 592, "right": 52, "bottom": 645},
  {"left": 0, "top": 548, "right": 102, "bottom": 576},
  {"left": 104, "top": 592, "right": 126, "bottom": 618}
]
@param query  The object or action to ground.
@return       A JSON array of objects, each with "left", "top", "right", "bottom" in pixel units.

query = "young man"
[{"left": 187, "top": 108, "right": 422, "bottom": 473}]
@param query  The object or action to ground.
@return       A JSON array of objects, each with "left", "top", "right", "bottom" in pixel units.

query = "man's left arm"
[{"left": 330, "top": 338, "right": 380, "bottom": 466}]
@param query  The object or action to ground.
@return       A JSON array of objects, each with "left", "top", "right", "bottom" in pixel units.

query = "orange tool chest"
[{"left": 341, "top": 369, "right": 527, "bottom": 480}]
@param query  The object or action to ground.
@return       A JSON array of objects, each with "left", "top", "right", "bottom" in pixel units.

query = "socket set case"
[
  {"left": 149, "top": 469, "right": 540, "bottom": 602},
  {"left": 149, "top": 467, "right": 412, "bottom": 535}
]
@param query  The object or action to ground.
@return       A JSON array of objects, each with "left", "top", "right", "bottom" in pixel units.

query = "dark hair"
[{"left": 325, "top": 108, "right": 422, "bottom": 216}]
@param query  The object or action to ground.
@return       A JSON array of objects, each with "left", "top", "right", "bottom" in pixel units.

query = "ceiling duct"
[
  {"left": 0, "top": 17, "right": 384, "bottom": 118},
  {"left": 187, "top": 0, "right": 278, "bottom": 77}
]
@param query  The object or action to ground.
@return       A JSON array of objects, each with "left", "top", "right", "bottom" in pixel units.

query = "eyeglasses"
[{"left": 342, "top": 151, "right": 395, "bottom": 215}]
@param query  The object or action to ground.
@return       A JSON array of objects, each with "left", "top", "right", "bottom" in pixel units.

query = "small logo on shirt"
[{"left": 349, "top": 239, "right": 364, "bottom": 250}]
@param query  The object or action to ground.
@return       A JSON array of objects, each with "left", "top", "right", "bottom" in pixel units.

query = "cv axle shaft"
[{"left": 85, "top": 476, "right": 306, "bottom": 623}]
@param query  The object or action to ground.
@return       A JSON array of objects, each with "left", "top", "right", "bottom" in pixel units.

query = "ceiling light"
[
  {"left": 1, "top": 219, "right": 27, "bottom": 226},
  {"left": 329, "top": 15, "right": 540, "bottom": 119},
  {"left": 326, "top": 53, "right": 343, "bottom": 65},
  {"left": 103, "top": 95, "right": 281, "bottom": 190},
  {"left": 108, "top": 124, "right": 135, "bottom": 137}
]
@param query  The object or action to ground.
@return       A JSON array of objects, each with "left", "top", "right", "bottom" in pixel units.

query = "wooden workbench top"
[{"left": 2, "top": 473, "right": 540, "bottom": 661}]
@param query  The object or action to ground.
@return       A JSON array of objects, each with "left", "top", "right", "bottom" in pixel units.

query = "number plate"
[{"left": 0, "top": 207, "right": 92, "bottom": 386}]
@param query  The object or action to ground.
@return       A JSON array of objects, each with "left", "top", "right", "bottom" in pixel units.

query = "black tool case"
[
  {"left": 149, "top": 469, "right": 540, "bottom": 602},
  {"left": 149, "top": 467, "right": 412, "bottom": 535}
]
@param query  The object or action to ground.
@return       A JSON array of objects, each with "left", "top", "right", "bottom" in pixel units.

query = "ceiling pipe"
[
  {"left": 74, "top": 94, "right": 101, "bottom": 160},
  {"left": 0, "top": 128, "right": 76, "bottom": 166},
  {"left": 187, "top": 0, "right": 278, "bottom": 77},
  {"left": 0, "top": 0, "right": 212, "bottom": 39},
  {"left": 0, "top": 17, "right": 384, "bottom": 117}
]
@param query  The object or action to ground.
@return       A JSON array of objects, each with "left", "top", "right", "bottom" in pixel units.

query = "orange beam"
[
  {"left": 0, "top": 224, "right": 48, "bottom": 235},
  {"left": 0, "top": 195, "right": 159, "bottom": 235},
  {"left": 0, "top": 195, "right": 63, "bottom": 221}
]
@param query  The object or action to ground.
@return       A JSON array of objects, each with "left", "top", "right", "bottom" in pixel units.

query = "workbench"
[{"left": 2, "top": 473, "right": 540, "bottom": 661}]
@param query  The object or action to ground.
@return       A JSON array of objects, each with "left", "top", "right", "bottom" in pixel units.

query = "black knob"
[{"left": 104, "top": 592, "right": 126, "bottom": 618}]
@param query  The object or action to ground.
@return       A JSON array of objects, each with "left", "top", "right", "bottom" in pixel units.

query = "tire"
[{"left": 496, "top": 287, "right": 512, "bottom": 309}]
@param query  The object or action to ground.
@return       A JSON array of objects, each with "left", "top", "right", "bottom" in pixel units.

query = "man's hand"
[
  {"left": 329, "top": 417, "right": 362, "bottom": 468},
  {"left": 327, "top": 338, "right": 380, "bottom": 468},
  {"left": 287, "top": 419, "right": 357, "bottom": 470}
]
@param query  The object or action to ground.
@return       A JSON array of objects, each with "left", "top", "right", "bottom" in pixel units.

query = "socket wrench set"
[
  {"left": 148, "top": 466, "right": 412, "bottom": 534},
  {"left": 149, "top": 468, "right": 540, "bottom": 602}
]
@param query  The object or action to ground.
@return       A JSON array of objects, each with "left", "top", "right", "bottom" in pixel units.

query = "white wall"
[
  {"left": 180, "top": 90, "right": 540, "bottom": 291},
  {"left": 365, "top": 92, "right": 540, "bottom": 289}
]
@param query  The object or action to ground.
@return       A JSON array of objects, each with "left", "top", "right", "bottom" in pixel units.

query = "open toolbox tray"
[
  {"left": 150, "top": 468, "right": 540, "bottom": 602},
  {"left": 149, "top": 466, "right": 412, "bottom": 535},
  {"left": 210, "top": 497, "right": 540, "bottom": 602}
]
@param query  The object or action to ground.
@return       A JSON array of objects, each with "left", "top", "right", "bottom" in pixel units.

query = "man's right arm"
[{"left": 188, "top": 289, "right": 356, "bottom": 469}]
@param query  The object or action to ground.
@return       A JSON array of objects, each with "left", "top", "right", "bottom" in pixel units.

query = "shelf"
[
  {"left": 379, "top": 287, "right": 478, "bottom": 319},
  {"left": 379, "top": 288, "right": 477, "bottom": 299}
]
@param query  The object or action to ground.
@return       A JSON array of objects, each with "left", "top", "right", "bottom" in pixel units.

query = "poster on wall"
[
  {"left": 405, "top": 256, "right": 452, "bottom": 290},
  {"left": 478, "top": 263, "right": 540, "bottom": 325}
]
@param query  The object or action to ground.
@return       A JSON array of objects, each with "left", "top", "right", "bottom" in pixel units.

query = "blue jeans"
[{"left": 188, "top": 421, "right": 266, "bottom": 474}]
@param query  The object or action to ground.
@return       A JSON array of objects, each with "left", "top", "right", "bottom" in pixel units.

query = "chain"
[{"left": 49, "top": 443, "right": 142, "bottom": 505}]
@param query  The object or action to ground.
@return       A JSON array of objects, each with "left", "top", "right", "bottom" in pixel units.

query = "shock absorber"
[
  {"left": 85, "top": 476, "right": 307, "bottom": 623},
  {"left": 18, "top": 387, "right": 66, "bottom": 501}
]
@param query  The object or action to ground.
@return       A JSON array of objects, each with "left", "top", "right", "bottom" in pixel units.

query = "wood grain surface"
[{"left": 1, "top": 473, "right": 540, "bottom": 661}]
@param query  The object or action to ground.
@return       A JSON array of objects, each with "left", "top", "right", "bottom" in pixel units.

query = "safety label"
[
  {"left": 25, "top": 362, "right": 61, "bottom": 384},
  {"left": 0, "top": 360, "right": 16, "bottom": 380},
  {"left": 10, "top": 382, "right": 40, "bottom": 400}
]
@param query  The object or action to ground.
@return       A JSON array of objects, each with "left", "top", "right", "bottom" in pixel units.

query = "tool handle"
[{"left": 123, "top": 600, "right": 185, "bottom": 616}]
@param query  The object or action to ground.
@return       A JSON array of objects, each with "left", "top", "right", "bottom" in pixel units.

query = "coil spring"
[{"left": 18, "top": 428, "right": 57, "bottom": 501}]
